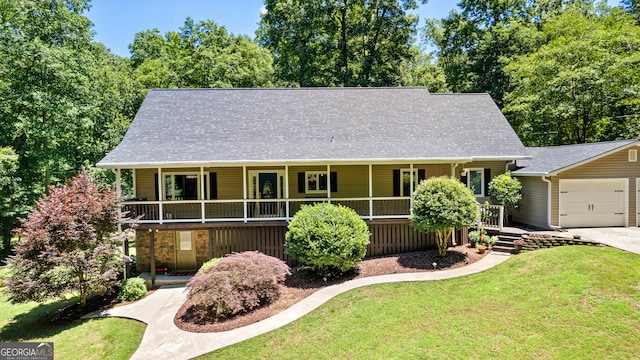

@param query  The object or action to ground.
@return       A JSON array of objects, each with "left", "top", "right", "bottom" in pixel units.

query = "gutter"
[{"left": 541, "top": 176, "right": 561, "bottom": 230}]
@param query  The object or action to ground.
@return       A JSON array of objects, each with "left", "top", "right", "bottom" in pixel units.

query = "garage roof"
[
  {"left": 513, "top": 140, "right": 639, "bottom": 176},
  {"left": 97, "top": 88, "right": 530, "bottom": 168}
]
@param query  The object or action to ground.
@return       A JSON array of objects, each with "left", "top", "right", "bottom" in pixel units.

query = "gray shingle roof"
[
  {"left": 512, "top": 140, "right": 639, "bottom": 176},
  {"left": 97, "top": 88, "right": 529, "bottom": 167}
]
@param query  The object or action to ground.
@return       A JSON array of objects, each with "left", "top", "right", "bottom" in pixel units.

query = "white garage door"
[{"left": 559, "top": 179, "right": 626, "bottom": 228}]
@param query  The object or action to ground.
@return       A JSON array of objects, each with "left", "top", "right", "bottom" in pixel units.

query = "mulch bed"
[{"left": 174, "top": 244, "right": 487, "bottom": 333}]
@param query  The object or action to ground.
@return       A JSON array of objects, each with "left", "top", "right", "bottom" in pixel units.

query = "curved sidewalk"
[{"left": 91, "top": 252, "right": 511, "bottom": 360}]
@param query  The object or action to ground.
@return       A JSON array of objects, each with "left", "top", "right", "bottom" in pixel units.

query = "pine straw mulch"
[{"left": 174, "top": 245, "right": 487, "bottom": 333}]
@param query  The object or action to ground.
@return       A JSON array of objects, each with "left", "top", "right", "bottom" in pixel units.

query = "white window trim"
[
  {"left": 467, "top": 168, "right": 485, "bottom": 197},
  {"left": 163, "top": 172, "right": 206, "bottom": 201},
  {"left": 305, "top": 171, "right": 328, "bottom": 194},
  {"left": 629, "top": 149, "right": 637, "bottom": 162},
  {"left": 399, "top": 168, "right": 418, "bottom": 197}
]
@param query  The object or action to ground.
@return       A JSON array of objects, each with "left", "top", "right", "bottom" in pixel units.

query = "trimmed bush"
[
  {"left": 285, "top": 203, "right": 371, "bottom": 274},
  {"left": 184, "top": 251, "right": 290, "bottom": 323},
  {"left": 118, "top": 277, "right": 147, "bottom": 302},
  {"left": 488, "top": 172, "right": 522, "bottom": 224},
  {"left": 197, "top": 258, "right": 219, "bottom": 275}
]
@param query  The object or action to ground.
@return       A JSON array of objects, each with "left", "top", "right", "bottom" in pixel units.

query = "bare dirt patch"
[{"left": 174, "top": 245, "right": 486, "bottom": 333}]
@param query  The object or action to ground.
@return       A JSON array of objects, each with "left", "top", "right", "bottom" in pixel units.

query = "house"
[
  {"left": 97, "top": 87, "right": 530, "bottom": 272},
  {"left": 512, "top": 140, "right": 640, "bottom": 229}
]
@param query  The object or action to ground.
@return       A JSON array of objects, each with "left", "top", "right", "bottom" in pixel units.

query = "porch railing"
[
  {"left": 122, "top": 197, "right": 413, "bottom": 224},
  {"left": 477, "top": 203, "right": 504, "bottom": 231}
]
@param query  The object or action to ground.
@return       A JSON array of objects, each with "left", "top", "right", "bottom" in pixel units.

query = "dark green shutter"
[
  {"left": 209, "top": 172, "right": 217, "bottom": 199},
  {"left": 393, "top": 169, "right": 400, "bottom": 196},
  {"left": 418, "top": 169, "right": 425, "bottom": 182},
  {"left": 461, "top": 174, "right": 467, "bottom": 186},
  {"left": 298, "top": 172, "right": 305, "bottom": 193},
  {"left": 330, "top": 172, "right": 337, "bottom": 192},
  {"left": 484, "top": 169, "right": 491, "bottom": 196},
  {"left": 154, "top": 173, "right": 159, "bottom": 201}
]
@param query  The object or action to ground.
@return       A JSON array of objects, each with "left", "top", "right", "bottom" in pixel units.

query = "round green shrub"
[
  {"left": 285, "top": 203, "right": 371, "bottom": 274},
  {"left": 118, "top": 277, "right": 147, "bottom": 302}
]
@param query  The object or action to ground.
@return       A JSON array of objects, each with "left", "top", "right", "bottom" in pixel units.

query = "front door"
[
  {"left": 249, "top": 170, "right": 285, "bottom": 217},
  {"left": 175, "top": 231, "right": 197, "bottom": 270}
]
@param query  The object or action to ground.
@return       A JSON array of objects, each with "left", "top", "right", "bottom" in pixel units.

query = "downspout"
[
  {"left": 505, "top": 160, "right": 515, "bottom": 173},
  {"left": 541, "top": 176, "right": 561, "bottom": 230}
]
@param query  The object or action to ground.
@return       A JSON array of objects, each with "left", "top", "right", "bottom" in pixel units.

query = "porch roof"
[
  {"left": 512, "top": 139, "right": 639, "bottom": 176},
  {"left": 97, "top": 88, "right": 530, "bottom": 168}
]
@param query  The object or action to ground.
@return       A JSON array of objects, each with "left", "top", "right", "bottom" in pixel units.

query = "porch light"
[{"left": 460, "top": 168, "right": 468, "bottom": 176}]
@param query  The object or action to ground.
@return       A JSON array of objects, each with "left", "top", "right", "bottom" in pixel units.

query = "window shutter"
[
  {"left": 298, "top": 172, "right": 305, "bottom": 193},
  {"left": 209, "top": 172, "right": 217, "bottom": 199},
  {"left": 418, "top": 169, "right": 426, "bottom": 183},
  {"left": 330, "top": 172, "right": 337, "bottom": 192},
  {"left": 461, "top": 174, "right": 467, "bottom": 186},
  {"left": 154, "top": 173, "right": 159, "bottom": 201},
  {"left": 393, "top": 169, "right": 400, "bottom": 196},
  {"left": 484, "top": 168, "right": 491, "bottom": 196}
]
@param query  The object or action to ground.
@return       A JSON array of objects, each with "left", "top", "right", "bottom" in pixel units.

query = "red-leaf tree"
[{"left": 4, "top": 171, "right": 131, "bottom": 307}]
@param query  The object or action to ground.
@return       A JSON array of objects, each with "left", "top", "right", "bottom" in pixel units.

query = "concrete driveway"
[{"left": 568, "top": 227, "right": 640, "bottom": 255}]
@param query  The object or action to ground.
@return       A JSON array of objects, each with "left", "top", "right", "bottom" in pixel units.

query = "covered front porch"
[{"left": 116, "top": 161, "right": 478, "bottom": 224}]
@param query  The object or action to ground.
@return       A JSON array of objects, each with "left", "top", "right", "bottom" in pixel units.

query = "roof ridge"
[
  {"left": 527, "top": 139, "right": 637, "bottom": 150},
  {"left": 148, "top": 87, "right": 431, "bottom": 92}
]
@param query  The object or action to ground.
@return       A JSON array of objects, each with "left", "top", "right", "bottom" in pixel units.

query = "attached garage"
[
  {"left": 558, "top": 179, "right": 627, "bottom": 228},
  {"left": 512, "top": 140, "right": 640, "bottom": 229}
]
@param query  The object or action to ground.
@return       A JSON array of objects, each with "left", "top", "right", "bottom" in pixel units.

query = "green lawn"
[
  {"left": 201, "top": 246, "right": 640, "bottom": 359},
  {"left": 0, "top": 294, "right": 145, "bottom": 360}
]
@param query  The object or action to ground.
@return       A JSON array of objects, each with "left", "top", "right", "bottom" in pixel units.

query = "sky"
[
  {"left": 87, "top": 0, "right": 461, "bottom": 57},
  {"left": 87, "top": 0, "right": 623, "bottom": 58}
]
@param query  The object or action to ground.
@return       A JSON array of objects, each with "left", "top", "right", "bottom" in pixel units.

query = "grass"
[
  {"left": 200, "top": 246, "right": 640, "bottom": 359},
  {"left": 0, "top": 294, "right": 145, "bottom": 359}
]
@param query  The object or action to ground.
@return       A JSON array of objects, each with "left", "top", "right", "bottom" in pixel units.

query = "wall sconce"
[{"left": 460, "top": 168, "right": 468, "bottom": 177}]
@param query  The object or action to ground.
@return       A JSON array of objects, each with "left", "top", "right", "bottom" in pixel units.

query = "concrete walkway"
[{"left": 89, "top": 252, "right": 511, "bottom": 360}]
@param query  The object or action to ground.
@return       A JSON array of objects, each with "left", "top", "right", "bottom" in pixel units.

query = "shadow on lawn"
[
  {"left": 0, "top": 299, "right": 77, "bottom": 341},
  {"left": 0, "top": 293, "right": 118, "bottom": 341}
]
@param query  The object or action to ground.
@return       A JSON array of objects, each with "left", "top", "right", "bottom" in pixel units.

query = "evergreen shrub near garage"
[
  {"left": 184, "top": 251, "right": 290, "bottom": 323},
  {"left": 285, "top": 203, "right": 371, "bottom": 275}
]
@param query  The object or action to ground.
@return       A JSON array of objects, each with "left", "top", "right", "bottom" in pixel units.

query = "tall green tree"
[
  {"left": 0, "top": 0, "right": 140, "bottom": 248},
  {"left": 425, "top": 0, "right": 571, "bottom": 106},
  {"left": 0, "top": 147, "right": 25, "bottom": 256},
  {"left": 258, "top": 0, "right": 420, "bottom": 87},
  {"left": 129, "top": 18, "right": 274, "bottom": 89},
  {"left": 503, "top": 6, "right": 640, "bottom": 145}
]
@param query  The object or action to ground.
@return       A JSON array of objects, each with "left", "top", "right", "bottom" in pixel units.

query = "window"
[
  {"left": 178, "top": 231, "right": 192, "bottom": 251},
  {"left": 630, "top": 149, "right": 637, "bottom": 162},
  {"left": 400, "top": 169, "right": 418, "bottom": 196},
  {"left": 467, "top": 169, "right": 484, "bottom": 197},
  {"left": 163, "top": 173, "right": 201, "bottom": 200},
  {"left": 305, "top": 171, "right": 328, "bottom": 194}
]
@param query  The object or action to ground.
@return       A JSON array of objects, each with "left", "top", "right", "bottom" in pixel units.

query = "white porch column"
[
  {"left": 327, "top": 164, "right": 331, "bottom": 203},
  {"left": 200, "top": 166, "right": 205, "bottom": 223},
  {"left": 157, "top": 167, "right": 163, "bottom": 224},
  {"left": 243, "top": 165, "right": 247, "bottom": 223},
  {"left": 115, "top": 168, "right": 122, "bottom": 232},
  {"left": 285, "top": 165, "right": 290, "bottom": 221},
  {"left": 409, "top": 163, "right": 414, "bottom": 216},
  {"left": 368, "top": 164, "right": 373, "bottom": 220}
]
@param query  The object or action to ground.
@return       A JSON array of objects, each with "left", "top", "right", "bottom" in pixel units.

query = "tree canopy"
[
  {"left": 503, "top": 6, "right": 640, "bottom": 145},
  {"left": 258, "top": 0, "right": 421, "bottom": 87},
  {"left": 129, "top": 18, "right": 274, "bottom": 89}
]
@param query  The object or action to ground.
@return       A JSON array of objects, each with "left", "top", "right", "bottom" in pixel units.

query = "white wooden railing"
[
  {"left": 122, "top": 197, "right": 413, "bottom": 224},
  {"left": 477, "top": 203, "right": 504, "bottom": 231}
]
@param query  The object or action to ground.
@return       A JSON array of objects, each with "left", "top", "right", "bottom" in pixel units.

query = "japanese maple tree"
[{"left": 4, "top": 171, "right": 131, "bottom": 307}]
